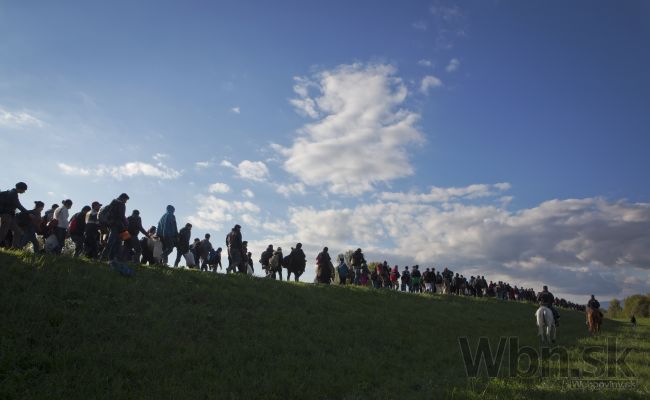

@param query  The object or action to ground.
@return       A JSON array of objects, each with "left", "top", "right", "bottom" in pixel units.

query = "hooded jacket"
[{"left": 157, "top": 205, "right": 178, "bottom": 238}]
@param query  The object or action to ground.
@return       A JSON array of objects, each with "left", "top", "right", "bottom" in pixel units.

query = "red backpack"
[{"left": 68, "top": 213, "right": 80, "bottom": 234}]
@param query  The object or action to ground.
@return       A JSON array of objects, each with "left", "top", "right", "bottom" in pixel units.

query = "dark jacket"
[
  {"left": 108, "top": 199, "right": 127, "bottom": 231},
  {"left": 177, "top": 227, "right": 191, "bottom": 254},
  {"left": 0, "top": 189, "right": 28, "bottom": 215},
  {"left": 127, "top": 215, "right": 148, "bottom": 237},
  {"left": 537, "top": 291, "right": 555, "bottom": 307}
]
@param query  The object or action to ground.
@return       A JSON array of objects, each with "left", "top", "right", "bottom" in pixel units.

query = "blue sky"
[{"left": 1, "top": 0, "right": 649, "bottom": 302}]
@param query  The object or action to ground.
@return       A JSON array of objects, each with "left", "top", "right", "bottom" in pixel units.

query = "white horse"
[{"left": 535, "top": 306, "right": 557, "bottom": 343}]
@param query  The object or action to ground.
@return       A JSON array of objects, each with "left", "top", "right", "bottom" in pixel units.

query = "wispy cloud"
[
  {"left": 446, "top": 58, "right": 460, "bottom": 72},
  {"left": 0, "top": 106, "right": 44, "bottom": 128},
  {"left": 242, "top": 189, "right": 255, "bottom": 198},
  {"left": 411, "top": 21, "right": 427, "bottom": 31},
  {"left": 418, "top": 59, "right": 433, "bottom": 67},
  {"left": 420, "top": 75, "right": 443, "bottom": 94},
  {"left": 379, "top": 183, "right": 511, "bottom": 203},
  {"left": 195, "top": 161, "right": 211, "bottom": 169},
  {"left": 276, "top": 63, "right": 425, "bottom": 196},
  {"left": 230, "top": 106, "right": 241, "bottom": 114},
  {"left": 58, "top": 155, "right": 181, "bottom": 180}
]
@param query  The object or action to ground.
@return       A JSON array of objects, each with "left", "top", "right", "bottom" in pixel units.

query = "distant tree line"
[{"left": 607, "top": 294, "right": 650, "bottom": 318}]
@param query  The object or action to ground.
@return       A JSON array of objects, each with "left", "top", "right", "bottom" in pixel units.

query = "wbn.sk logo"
[{"left": 458, "top": 336, "right": 634, "bottom": 379}]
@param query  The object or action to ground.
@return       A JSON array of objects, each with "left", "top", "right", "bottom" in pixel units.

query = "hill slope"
[{"left": 0, "top": 251, "right": 647, "bottom": 399}]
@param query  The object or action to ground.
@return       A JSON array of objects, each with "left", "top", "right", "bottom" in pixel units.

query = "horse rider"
[
  {"left": 586, "top": 294, "right": 602, "bottom": 324},
  {"left": 587, "top": 294, "right": 600, "bottom": 310},
  {"left": 536, "top": 285, "right": 560, "bottom": 326}
]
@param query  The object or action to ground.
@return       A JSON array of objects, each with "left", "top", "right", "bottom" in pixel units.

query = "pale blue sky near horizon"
[{"left": 1, "top": 0, "right": 649, "bottom": 303}]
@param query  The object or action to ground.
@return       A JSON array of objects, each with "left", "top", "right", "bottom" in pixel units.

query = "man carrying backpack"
[
  {"left": 124, "top": 210, "right": 149, "bottom": 263},
  {"left": 157, "top": 205, "right": 178, "bottom": 266},
  {"left": 226, "top": 224, "right": 242, "bottom": 273},
  {"left": 83, "top": 201, "right": 102, "bottom": 258},
  {"left": 259, "top": 244, "right": 274, "bottom": 277},
  {"left": 69, "top": 205, "right": 91, "bottom": 257},
  {"left": 199, "top": 233, "right": 213, "bottom": 271},
  {"left": 351, "top": 248, "right": 365, "bottom": 285},
  {"left": 400, "top": 266, "right": 411, "bottom": 292},
  {"left": 100, "top": 193, "right": 129, "bottom": 262},
  {"left": 336, "top": 256, "right": 349, "bottom": 285},
  {"left": 173, "top": 223, "right": 192, "bottom": 268},
  {"left": 0, "top": 182, "right": 29, "bottom": 247}
]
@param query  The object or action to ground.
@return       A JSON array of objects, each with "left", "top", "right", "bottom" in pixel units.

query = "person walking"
[
  {"left": 0, "top": 182, "right": 29, "bottom": 247},
  {"left": 157, "top": 205, "right": 178, "bottom": 266}
]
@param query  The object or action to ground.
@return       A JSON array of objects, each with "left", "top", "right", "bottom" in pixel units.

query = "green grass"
[{"left": 0, "top": 250, "right": 648, "bottom": 399}]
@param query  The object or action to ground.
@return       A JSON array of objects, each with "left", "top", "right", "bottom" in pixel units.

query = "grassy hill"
[{"left": 0, "top": 250, "right": 648, "bottom": 399}]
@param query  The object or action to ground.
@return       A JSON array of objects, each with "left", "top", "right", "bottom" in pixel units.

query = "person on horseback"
[
  {"left": 586, "top": 294, "right": 603, "bottom": 327},
  {"left": 587, "top": 294, "right": 600, "bottom": 310},
  {"left": 537, "top": 285, "right": 559, "bottom": 326}
]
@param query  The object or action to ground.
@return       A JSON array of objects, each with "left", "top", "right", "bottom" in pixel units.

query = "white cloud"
[
  {"left": 379, "top": 183, "right": 511, "bottom": 203},
  {"left": 0, "top": 106, "right": 44, "bottom": 128},
  {"left": 446, "top": 58, "right": 460, "bottom": 72},
  {"left": 187, "top": 195, "right": 261, "bottom": 231},
  {"left": 278, "top": 193, "right": 650, "bottom": 298},
  {"left": 277, "top": 63, "right": 425, "bottom": 196},
  {"left": 208, "top": 182, "right": 231, "bottom": 194},
  {"left": 428, "top": 3, "right": 468, "bottom": 50},
  {"left": 420, "top": 75, "right": 443, "bottom": 94},
  {"left": 57, "top": 158, "right": 181, "bottom": 180},
  {"left": 276, "top": 182, "right": 306, "bottom": 197},
  {"left": 418, "top": 59, "right": 433, "bottom": 67},
  {"left": 230, "top": 106, "right": 241, "bottom": 114},
  {"left": 220, "top": 160, "right": 235, "bottom": 169},
  {"left": 221, "top": 159, "right": 270, "bottom": 182},
  {"left": 242, "top": 189, "right": 255, "bottom": 199},
  {"left": 195, "top": 161, "right": 211, "bottom": 169},
  {"left": 152, "top": 153, "right": 169, "bottom": 162}
]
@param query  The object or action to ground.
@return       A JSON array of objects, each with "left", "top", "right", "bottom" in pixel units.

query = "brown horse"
[{"left": 586, "top": 307, "right": 603, "bottom": 334}]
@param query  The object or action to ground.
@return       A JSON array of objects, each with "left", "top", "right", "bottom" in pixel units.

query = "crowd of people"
[{"left": 1, "top": 181, "right": 585, "bottom": 313}]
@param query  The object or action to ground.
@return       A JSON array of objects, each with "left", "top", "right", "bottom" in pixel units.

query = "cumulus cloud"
[
  {"left": 420, "top": 75, "right": 443, "bottom": 94},
  {"left": 242, "top": 189, "right": 255, "bottom": 198},
  {"left": 187, "top": 195, "right": 261, "bottom": 231},
  {"left": 0, "top": 106, "right": 44, "bottom": 128},
  {"left": 58, "top": 158, "right": 181, "bottom": 180},
  {"left": 273, "top": 185, "right": 650, "bottom": 298},
  {"left": 418, "top": 59, "right": 433, "bottom": 67},
  {"left": 276, "top": 63, "right": 425, "bottom": 196},
  {"left": 208, "top": 182, "right": 231, "bottom": 194},
  {"left": 446, "top": 58, "right": 460, "bottom": 72},
  {"left": 221, "top": 160, "right": 270, "bottom": 182}
]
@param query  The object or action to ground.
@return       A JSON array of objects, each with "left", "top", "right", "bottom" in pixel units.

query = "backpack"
[
  {"left": 337, "top": 263, "right": 349, "bottom": 277},
  {"left": 97, "top": 203, "right": 114, "bottom": 227},
  {"left": 260, "top": 250, "right": 272, "bottom": 265},
  {"left": 16, "top": 211, "right": 32, "bottom": 228},
  {"left": 68, "top": 212, "right": 80, "bottom": 234}
]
